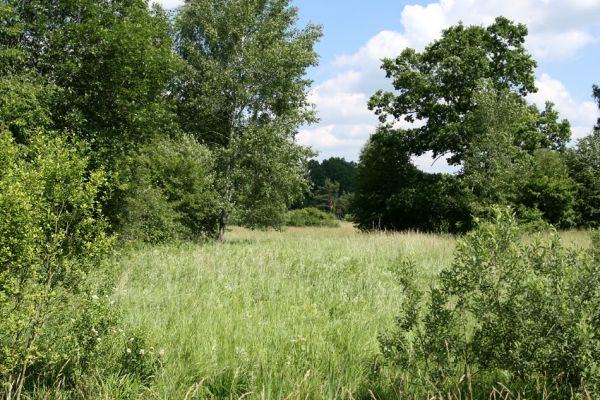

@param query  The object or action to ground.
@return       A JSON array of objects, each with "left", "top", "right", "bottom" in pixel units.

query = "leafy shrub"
[
  {"left": 378, "top": 208, "right": 599, "bottom": 399},
  {"left": 0, "top": 130, "right": 160, "bottom": 398},
  {"left": 113, "top": 135, "right": 220, "bottom": 243},
  {"left": 286, "top": 207, "right": 340, "bottom": 227}
]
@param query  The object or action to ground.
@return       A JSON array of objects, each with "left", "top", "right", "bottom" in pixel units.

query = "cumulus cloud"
[
  {"left": 306, "top": 0, "right": 600, "bottom": 170},
  {"left": 152, "top": 0, "right": 183, "bottom": 9},
  {"left": 528, "top": 74, "right": 599, "bottom": 140}
]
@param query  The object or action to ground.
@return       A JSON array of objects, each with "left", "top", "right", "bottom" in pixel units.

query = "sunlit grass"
[
  {"left": 112, "top": 224, "right": 591, "bottom": 399},
  {"left": 114, "top": 224, "right": 454, "bottom": 398}
]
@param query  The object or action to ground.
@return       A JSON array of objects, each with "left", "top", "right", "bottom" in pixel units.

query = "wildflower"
[
  {"left": 126, "top": 348, "right": 132, "bottom": 354},
  {"left": 139, "top": 349, "right": 145, "bottom": 355},
  {"left": 91, "top": 294, "right": 99, "bottom": 301}
]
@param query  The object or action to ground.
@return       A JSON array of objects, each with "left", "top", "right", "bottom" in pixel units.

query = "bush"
[
  {"left": 113, "top": 135, "right": 220, "bottom": 243},
  {"left": 0, "top": 130, "right": 159, "bottom": 398},
  {"left": 286, "top": 207, "right": 340, "bottom": 227},
  {"left": 378, "top": 208, "right": 599, "bottom": 399}
]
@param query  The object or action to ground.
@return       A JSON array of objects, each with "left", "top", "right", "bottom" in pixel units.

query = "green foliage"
[
  {"left": 114, "top": 135, "right": 220, "bottom": 243},
  {"left": 369, "top": 17, "right": 537, "bottom": 165},
  {"left": 593, "top": 84, "right": 600, "bottom": 130},
  {"left": 301, "top": 158, "right": 357, "bottom": 218},
  {"left": 357, "top": 66, "right": 577, "bottom": 233},
  {"left": 461, "top": 86, "right": 577, "bottom": 228},
  {"left": 518, "top": 149, "right": 578, "bottom": 228},
  {"left": 567, "top": 128, "right": 600, "bottom": 228},
  {"left": 379, "top": 209, "right": 600, "bottom": 398},
  {"left": 0, "top": 74, "right": 56, "bottom": 143},
  {"left": 176, "top": 0, "right": 322, "bottom": 238},
  {"left": 0, "top": 130, "right": 159, "bottom": 398},
  {"left": 227, "top": 124, "right": 315, "bottom": 230},
  {"left": 352, "top": 129, "right": 472, "bottom": 232},
  {"left": 313, "top": 178, "right": 341, "bottom": 213},
  {"left": 285, "top": 207, "right": 340, "bottom": 227},
  {"left": 308, "top": 158, "right": 357, "bottom": 194},
  {"left": 4, "top": 0, "right": 180, "bottom": 161}
]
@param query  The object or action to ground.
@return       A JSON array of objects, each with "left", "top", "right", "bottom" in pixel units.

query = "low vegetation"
[
  {"left": 286, "top": 207, "right": 340, "bottom": 227},
  {"left": 1, "top": 0, "right": 598, "bottom": 399}
]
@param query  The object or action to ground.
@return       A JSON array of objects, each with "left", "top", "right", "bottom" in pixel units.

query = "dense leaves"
[
  {"left": 175, "top": 0, "right": 322, "bottom": 238},
  {"left": 0, "top": 130, "right": 155, "bottom": 397},
  {"left": 379, "top": 210, "right": 600, "bottom": 398},
  {"left": 352, "top": 129, "right": 471, "bottom": 232},
  {"left": 353, "top": 18, "right": 592, "bottom": 232},
  {"left": 369, "top": 17, "right": 537, "bottom": 165}
]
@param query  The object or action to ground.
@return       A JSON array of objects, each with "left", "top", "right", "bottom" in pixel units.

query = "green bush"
[
  {"left": 286, "top": 207, "right": 340, "bottom": 227},
  {"left": 0, "top": 130, "right": 159, "bottom": 398},
  {"left": 378, "top": 208, "right": 599, "bottom": 399},
  {"left": 113, "top": 135, "right": 220, "bottom": 243}
]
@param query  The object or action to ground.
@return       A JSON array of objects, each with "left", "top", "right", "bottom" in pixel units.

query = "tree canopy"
[
  {"left": 175, "top": 0, "right": 322, "bottom": 238},
  {"left": 368, "top": 16, "right": 537, "bottom": 165},
  {"left": 352, "top": 18, "right": 590, "bottom": 232}
]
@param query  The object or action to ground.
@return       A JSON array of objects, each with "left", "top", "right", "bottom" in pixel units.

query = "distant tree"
[
  {"left": 175, "top": 0, "right": 322, "bottom": 240},
  {"left": 567, "top": 130, "right": 600, "bottom": 228},
  {"left": 351, "top": 129, "right": 471, "bottom": 232},
  {"left": 314, "top": 178, "right": 340, "bottom": 213},
  {"left": 368, "top": 17, "right": 537, "bottom": 165},
  {"left": 308, "top": 157, "right": 357, "bottom": 194},
  {"left": 301, "top": 157, "right": 357, "bottom": 212}
]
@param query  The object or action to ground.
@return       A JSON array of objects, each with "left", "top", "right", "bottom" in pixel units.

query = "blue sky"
[{"left": 157, "top": 0, "right": 600, "bottom": 172}]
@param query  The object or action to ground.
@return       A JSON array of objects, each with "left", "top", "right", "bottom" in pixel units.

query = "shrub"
[
  {"left": 0, "top": 130, "right": 159, "bottom": 398},
  {"left": 286, "top": 207, "right": 340, "bottom": 227},
  {"left": 378, "top": 208, "right": 600, "bottom": 399},
  {"left": 113, "top": 135, "right": 220, "bottom": 243}
]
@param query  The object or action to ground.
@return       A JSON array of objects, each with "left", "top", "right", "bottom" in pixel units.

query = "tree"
[
  {"left": 3, "top": 0, "right": 179, "bottom": 162},
  {"left": 351, "top": 129, "right": 471, "bottom": 232},
  {"left": 368, "top": 17, "right": 537, "bottom": 165},
  {"left": 308, "top": 157, "right": 357, "bottom": 194},
  {"left": 0, "top": 129, "right": 113, "bottom": 398},
  {"left": 567, "top": 130, "right": 600, "bottom": 228},
  {"left": 175, "top": 0, "right": 322, "bottom": 239},
  {"left": 115, "top": 135, "right": 220, "bottom": 243},
  {"left": 314, "top": 178, "right": 340, "bottom": 214}
]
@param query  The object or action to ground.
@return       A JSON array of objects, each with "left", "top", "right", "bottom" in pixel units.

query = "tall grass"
[
  {"left": 113, "top": 224, "right": 454, "bottom": 398},
  {"left": 112, "top": 225, "right": 590, "bottom": 399}
]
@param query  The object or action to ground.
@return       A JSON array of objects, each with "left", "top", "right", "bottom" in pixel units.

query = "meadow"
[{"left": 112, "top": 224, "right": 592, "bottom": 399}]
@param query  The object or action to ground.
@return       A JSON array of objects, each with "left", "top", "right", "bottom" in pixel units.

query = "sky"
[{"left": 155, "top": 0, "right": 600, "bottom": 172}]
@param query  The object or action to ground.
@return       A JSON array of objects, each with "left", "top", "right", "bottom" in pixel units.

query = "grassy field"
[{"left": 113, "top": 224, "right": 591, "bottom": 399}]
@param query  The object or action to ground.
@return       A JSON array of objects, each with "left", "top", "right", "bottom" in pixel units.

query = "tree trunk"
[{"left": 218, "top": 209, "right": 228, "bottom": 241}]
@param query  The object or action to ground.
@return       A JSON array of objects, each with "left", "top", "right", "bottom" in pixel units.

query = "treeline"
[
  {"left": 299, "top": 157, "right": 356, "bottom": 218},
  {"left": 1, "top": 0, "right": 320, "bottom": 397},
  {"left": 351, "top": 17, "right": 600, "bottom": 233}
]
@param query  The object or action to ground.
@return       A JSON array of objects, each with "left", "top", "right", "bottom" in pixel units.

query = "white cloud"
[
  {"left": 528, "top": 74, "right": 599, "bottom": 140},
  {"left": 306, "top": 0, "right": 600, "bottom": 168},
  {"left": 152, "top": 0, "right": 183, "bottom": 9},
  {"left": 334, "top": 31, "right": 409, "bottom": 68}
]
